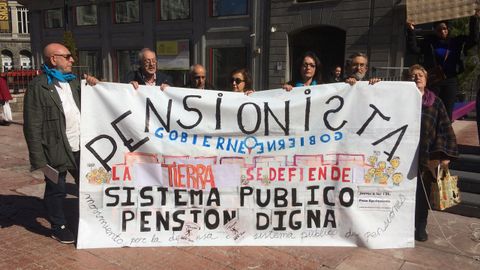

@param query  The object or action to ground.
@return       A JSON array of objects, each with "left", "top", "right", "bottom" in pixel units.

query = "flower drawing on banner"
[
  {"left": 363, "top": 153, "right": 403, "bottom": 186},
  {"left": 241, "top": 174, "right": 249, "bottom": 186},
  {"left": 261, "top": 175, "right": 271, "bottom": 186},
  {"left": 392, "top": 173, "right": 404, "bottom": 186},
  {"left": 86, "top": 165, "right": 111, "bottom": 184}
]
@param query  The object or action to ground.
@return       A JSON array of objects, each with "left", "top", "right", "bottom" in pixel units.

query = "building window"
[
  {"left": 78, "top": 50, "right": 102, "bottom": 78},
  {"left": 210, "top": 47, "right": 247, "bottom": 90},
  {"left": 114, "top": 0, "right": 140, "bottom": 23},
  {"left": 116, "top": 49, "right": 140, "bottom": 82},
  {"left": 157, "top": 0, "right": 190, "bottom": 21},
  {"left": 19, "top": 50, "right": 32, "bottom": 69},
  {"left": 76, "top": 5, "right": 97, "bottom": 26},
  {"left": 45, "top": 8, "right": 63, "bottom": 28},
  {"left": 211, "top": 0, "right": 248, "bottom": 17},
  {"left": 1, "top": 49, "right": 13, "bottom": 71},
  {"left": 17, "top": 8, "right": 29, "bottom": 33}
]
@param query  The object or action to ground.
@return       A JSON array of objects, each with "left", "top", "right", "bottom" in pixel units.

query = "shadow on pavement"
[{"left": 0, "top": 195, "right": 79, "bottom": 238}]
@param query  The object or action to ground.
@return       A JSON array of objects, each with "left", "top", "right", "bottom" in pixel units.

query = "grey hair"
[
  {"left": 138, "top": 48, "right": 155, "bottom": 63},
  {"left": 348, "top": 52, "right": 369, "bottom": 64}
]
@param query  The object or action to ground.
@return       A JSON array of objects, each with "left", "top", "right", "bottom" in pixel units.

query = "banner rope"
[{"left": 419, "top": 173, "right": 480, "bottom": 262}]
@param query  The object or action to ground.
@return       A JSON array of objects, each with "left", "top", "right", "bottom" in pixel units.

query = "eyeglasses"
[
  {"left": 352, "top": 63, "right": 366, "bottom": 68},
  {"left": 54, "top": 54, "right": 73, "bottom": 60},
  {"left": 231, "top": 78, "right": 245, "bottom": 84},
  {"left": 143, "top": 59, "right": 157, "bottom": 65},
  {"left": 302, "top": 63, "right": 316, "bottom": 68},
  {"left": 194, "top": 76, "right": 206, "bottom": 80}
]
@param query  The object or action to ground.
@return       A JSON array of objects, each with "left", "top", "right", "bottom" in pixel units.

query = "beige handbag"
[{"left": 430, "top": 166, "right": 461, "bottom": 210}]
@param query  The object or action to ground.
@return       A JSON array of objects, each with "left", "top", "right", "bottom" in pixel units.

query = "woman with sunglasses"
[
  {"left": 230, "top": 68, "right": 254, "bottom": 95},
  {"left": 283, "top": 51, "right": 322, "bottom": 92},
  {"left": 406, "top": 64, "right": 458, "bottom": 242},
  {"left": 406, "top": 10, "right": 480, "bottom": 120}
]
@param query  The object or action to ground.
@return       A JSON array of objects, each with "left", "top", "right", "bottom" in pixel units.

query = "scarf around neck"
[
  {"left": 295, "top": 79, "right": 317, "bottom": 87},
  {"left": 41, "top": 64, "right": 77, "bottom": 85},
  {"left": 422, "top": 88, "right": 436, "bottom": 107}
]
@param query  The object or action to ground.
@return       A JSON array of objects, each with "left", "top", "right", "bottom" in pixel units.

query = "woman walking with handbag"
[
  {"left": 0, "top": 76, "right": 13, "bottom": 126},
  {"left": 406, "top": 9, "right": 480, "bottom": 120},
  {"left": 407, "top": 65, "right": 459, "bottom": 241}
]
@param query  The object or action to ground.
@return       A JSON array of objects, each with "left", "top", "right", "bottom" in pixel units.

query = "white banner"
[{"left": 78, "top": 82, "right": 421, "bottom": 249}]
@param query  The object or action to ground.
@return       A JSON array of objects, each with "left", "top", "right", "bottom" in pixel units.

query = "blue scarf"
[
  {"left": 295, "top": 80, "right": 317, "bottom": 87},
  {"left": 41, "top": 64, "right": 77, "bottom": 85}
]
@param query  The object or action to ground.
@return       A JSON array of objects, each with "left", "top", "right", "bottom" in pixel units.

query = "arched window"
[
  {"left": 19, "top": 50, "right": 32, "bottom": 69},
  {"left": 1, "top": 50, "right": 13, "bottom": 71}
]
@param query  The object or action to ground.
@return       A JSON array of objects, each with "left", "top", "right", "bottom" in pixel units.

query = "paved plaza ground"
[{"left": 1, "top": 113, "right": 479, "bottom": 269}]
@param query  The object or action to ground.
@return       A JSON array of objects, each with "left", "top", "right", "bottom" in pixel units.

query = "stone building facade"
[
  {"left": 0, "top": 0, "right": 31, "bottom": 72},
  {"left": 19, "top": 0, "right": 407, "bottom": 90}
]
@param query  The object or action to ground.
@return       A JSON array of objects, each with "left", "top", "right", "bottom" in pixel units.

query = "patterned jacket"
[{"left": 419, "top": 95, "right": 458, "bottom": 170}]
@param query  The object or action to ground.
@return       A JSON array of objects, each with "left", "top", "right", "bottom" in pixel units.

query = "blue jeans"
[{"left": 43, "top": 151, "right": 79, "bottom": 229}]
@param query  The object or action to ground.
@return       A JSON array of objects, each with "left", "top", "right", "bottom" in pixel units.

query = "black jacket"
[
  {"left": 407, "top": 16, "right": 479, "bottom": 77},
  {"left": 183, "top": 81, "right": 216, "bottom": 90},
  {"left": 123, "top": 69, "right": 173, "bottom": 86}
]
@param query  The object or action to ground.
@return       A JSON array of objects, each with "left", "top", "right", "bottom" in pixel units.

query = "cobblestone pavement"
[{"left": 1, "top": 114, "right": 479, "bottom": 270}]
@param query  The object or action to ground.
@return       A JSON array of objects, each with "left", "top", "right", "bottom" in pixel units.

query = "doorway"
[{"left": 289, "top": 26, "right": 346, "bottom": 83}]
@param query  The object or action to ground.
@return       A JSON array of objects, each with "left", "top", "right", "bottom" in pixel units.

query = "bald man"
[
  {"left": 184, "top": 64, "right": 216, "bottom": 90},
  {"left": 23, "top": 43, "right": 97, "bottom": 244}
]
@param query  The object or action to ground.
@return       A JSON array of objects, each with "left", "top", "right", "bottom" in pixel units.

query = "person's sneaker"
[
  {"left": 51, "top": 225, "right": 75, "bottom": 244},
  {"left": 415, "top": 228, "right": 428, "bottom": 242}
]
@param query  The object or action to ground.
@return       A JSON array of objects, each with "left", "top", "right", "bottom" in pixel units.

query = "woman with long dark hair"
[{"left": 283, "top": 51, "right": 322, "bottom": 91}]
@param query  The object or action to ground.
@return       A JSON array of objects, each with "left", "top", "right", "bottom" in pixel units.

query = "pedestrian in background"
[
  {"left": 0, "top": 75, "right": 13, "bottom": 125},
  {"left": 327, "top": 65, "right": 343, "bottom": 83}
]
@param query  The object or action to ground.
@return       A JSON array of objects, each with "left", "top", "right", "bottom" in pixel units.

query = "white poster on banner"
[{"left": 77, "top": 82, "right": 421, "bottom": 249}]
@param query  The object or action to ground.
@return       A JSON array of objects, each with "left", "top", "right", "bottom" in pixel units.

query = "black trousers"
[
  {"left": 415, "top": 170, "right": 433, "bottom": 231},
  {"left": 43, "top": 151, "right": 80, "bottom": 229},
  {"left": 430, "top": 77, "right": 458, "bottom": 121},
  {"left": 477, "top": 87, "right": 480, "bottom": 144}
]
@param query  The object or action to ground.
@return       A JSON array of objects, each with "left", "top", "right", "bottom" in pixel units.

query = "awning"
[{"left": 406, "top": 0, "right": 479, "bottom": 25}]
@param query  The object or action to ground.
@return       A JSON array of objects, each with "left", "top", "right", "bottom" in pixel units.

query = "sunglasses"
[
  {"left": 231, "top": 78, "right": 245, "bottom": 84},
  {"left": 54, "top": 54, "right": 73, "bottom": 60}
]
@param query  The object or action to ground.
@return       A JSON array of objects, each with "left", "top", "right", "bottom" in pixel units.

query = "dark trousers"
[
  {"left": 415, "top": 170, "right": 433, "bottom": 231},
  {"left": 44, "top": 151, "right": 80, "bottom": 229},
  {"left": 430, "top": 77, "right": 458, "bottom": 121},
  {"left": 476, "top": 87, "right": 480, "bottom": 144}
]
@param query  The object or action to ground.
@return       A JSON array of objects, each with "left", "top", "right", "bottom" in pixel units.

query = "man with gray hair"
[
  {"left": 123, "top": 48, "right": 173, "bottom": 90},
  {"left": 184, "top": 64, "right": 216, "bottom": 90},
  {"left": 345, "top": 52, "right": 381, "bottom": 85}
]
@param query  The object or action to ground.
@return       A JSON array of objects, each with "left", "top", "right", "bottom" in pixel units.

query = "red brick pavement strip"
[{"left": 1, "top": 116, "right": 480, "bottom": 270}]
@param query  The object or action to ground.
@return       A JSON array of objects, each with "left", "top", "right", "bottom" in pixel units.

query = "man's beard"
[{"left": 352, "top": 72, "right": 366, "bottom": 80}]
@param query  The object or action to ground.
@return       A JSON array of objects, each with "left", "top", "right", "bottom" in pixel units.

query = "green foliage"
[
  {"left": 449, "top": 17, "right": 469, "bottom": 37},
  {"left": 449, "top": 17, "right": 479, "bottom": 100},
  {"left": 63, "top": 31, "right": 78, "bottom": 62}
]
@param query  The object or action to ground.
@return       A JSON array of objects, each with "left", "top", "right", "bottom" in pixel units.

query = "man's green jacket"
[{"left": 23, "top": 74, "right": 81, "bottom": 172}]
